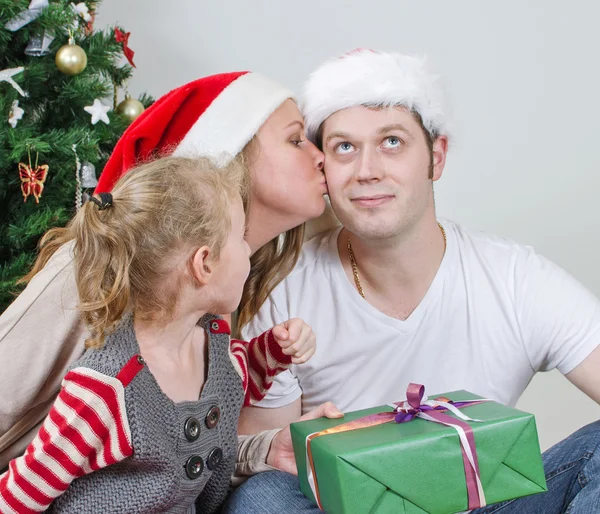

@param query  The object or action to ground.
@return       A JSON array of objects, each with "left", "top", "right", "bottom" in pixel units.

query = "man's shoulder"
[
  {"left": 444, "top": 219, "right": 562, "bottom": 282},
  {"left": 445, "top": 219, "right": 537, "bottom": 260}
]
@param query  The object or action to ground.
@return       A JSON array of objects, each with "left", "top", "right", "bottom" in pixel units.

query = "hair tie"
[{"left": 84, "top": 192, "right": 113, "bottom": 210}]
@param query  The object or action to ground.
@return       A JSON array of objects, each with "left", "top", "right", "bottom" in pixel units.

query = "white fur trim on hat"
[
  {"left": 173, "top": 72, "right": 294, "bottom": 166},
  {"left": 301, "top": 49, "right": 449, "bottom": 143}
]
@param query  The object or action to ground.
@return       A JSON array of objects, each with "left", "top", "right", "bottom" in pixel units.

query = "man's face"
[{"left": 321, "top": 105, "right": 446, "bottom": 241}]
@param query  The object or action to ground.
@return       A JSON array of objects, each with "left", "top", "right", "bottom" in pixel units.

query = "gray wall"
[{"left": 98, "top": 0, "right": 600, "bottom": 450}]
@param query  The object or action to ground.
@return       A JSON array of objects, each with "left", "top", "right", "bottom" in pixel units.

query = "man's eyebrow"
[
  {"left": 377, "top": 123, "right": 412, "bottom": 136},
  {"left": 325, "top": 131, "right": 351, "bottom": 145},
  {"left": 325, "top": 124, "right": 413, "bottom": 145}
]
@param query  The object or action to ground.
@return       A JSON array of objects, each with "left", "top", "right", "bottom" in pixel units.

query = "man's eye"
[
  {"left": 335, "top": 142, "right": 354, "bottom": 154},
  {"left": 382, "top": 136, "right": 401, "bottom": 149}
]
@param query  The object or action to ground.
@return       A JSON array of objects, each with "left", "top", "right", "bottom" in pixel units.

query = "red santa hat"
[
  {"left": 96, "top": 71, "right": 294, "bottom": 193},
  {"left": 301, "top": 49, "right": 449, "bottom": 144}
]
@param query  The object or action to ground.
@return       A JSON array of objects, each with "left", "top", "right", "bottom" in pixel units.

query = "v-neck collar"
[{"left": 327, "top": 222, "right": 452, "bottom": 333}]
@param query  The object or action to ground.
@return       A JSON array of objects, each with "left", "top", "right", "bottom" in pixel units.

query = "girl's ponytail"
[
  {"left": 71, "top": 196, "right": 133, "bottom": 348},
  {"left": 21, "top": 155, "right": 245, "bottom": 348}
]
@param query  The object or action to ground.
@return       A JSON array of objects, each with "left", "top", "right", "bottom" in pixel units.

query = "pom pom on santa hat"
[
  {"left": 301, "top": 48, "right": 450, "bottom": 144},
  {"left": 96, "top": 71, "right": 294, "bottom": 193}
]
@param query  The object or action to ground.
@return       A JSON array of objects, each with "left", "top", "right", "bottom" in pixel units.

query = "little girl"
[{"left": 0, "top": 156, "right": 316, "bottom": 513}]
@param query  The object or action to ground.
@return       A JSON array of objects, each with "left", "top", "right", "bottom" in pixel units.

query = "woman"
[{"left": 0, "top": 70, "right": 328, "bottom": 469}]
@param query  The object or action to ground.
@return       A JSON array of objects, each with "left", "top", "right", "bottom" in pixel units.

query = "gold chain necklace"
[{"left": 347, "top": 223, "right": 447, "bottom": 299}]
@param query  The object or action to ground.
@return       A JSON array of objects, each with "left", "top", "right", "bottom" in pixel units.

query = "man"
[{"left": 223, "top": 49, "right": 600, "bottom": 513}]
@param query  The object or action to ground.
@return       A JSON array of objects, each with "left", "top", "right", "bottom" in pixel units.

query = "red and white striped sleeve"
[
  {"left": 0, "top": 366, "right": 133, "bottom": 513},
  {"left": 230, "top": 330, "right": 292, "bottom": 406}
]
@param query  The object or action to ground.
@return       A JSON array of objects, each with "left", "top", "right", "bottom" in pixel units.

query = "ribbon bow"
[
  {"left": 115, "top": 28, "right": 136, "bottom": 68},
  {"left": 304, "top": 384, "right": 490, "bottom": 512},
  {"left": 4, "top": 0, "right": 49, "bottom": 31},
  {"left": 393, "top": 383, "right": 484, "bottom": 423}
]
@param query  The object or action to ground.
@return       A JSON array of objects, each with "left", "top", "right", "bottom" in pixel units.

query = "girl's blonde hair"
[{"left": 22, "top": 156, "right": 246, "bottom": 348}]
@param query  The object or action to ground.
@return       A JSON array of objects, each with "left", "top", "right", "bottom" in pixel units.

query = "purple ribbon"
[
  {"left": 393, "top": 384, "right": 476, "bottom": 423},
  {"left": 392, "top": 384, "right": 487, "bottom": 510}
]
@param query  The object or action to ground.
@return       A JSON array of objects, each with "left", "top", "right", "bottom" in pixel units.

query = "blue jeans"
[{"left": 222, "top": 420, "right": 600, "bottom": 513}]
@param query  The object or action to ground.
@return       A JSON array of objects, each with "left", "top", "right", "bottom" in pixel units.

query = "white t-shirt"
[{"left": 242, "top": 220, "right": 600, "bottom": 414}]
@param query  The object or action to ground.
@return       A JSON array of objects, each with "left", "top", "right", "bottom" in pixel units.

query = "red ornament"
[
  {"left": 115, "top": 28, "right": 136, "bottom": 68},
  {"left": 19, "top": 156, "right": 49, "bottom": 204}
]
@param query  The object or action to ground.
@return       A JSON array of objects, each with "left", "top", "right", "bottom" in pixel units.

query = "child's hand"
[{"left": 271, "top": 318, "right": 316, "bottom": 364}]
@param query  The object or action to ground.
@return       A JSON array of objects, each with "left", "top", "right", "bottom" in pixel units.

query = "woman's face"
[{"left": 248, "top": 99, "right": 327, "bottom": 235}]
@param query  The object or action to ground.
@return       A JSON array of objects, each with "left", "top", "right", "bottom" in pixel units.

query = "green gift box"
[{"left": 291, "top": 388, "right": 547, "bottom": 514}]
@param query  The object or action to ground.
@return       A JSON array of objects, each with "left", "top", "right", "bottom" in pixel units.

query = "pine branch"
[{"left": 0, "top": 0, "right": 155, "bottom": 312}]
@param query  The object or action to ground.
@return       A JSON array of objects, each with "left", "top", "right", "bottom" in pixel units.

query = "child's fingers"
[
  {"left": 271, "top": 324, "right": 289, "bottom": 343},
  {"left": 281, "top": 343, "right": 299, "bottom": 355},
  {"left": 285, "top": 318, "right": 306, "bottom": 343},
  {"left": 280, "top": 334, "right": 309, "bottom": 355},
  {"left": 287, "top": 325, "right": 316, "bottom": 358},
  {"left": 297, "top": 324, "right": 316, "bottom": 350},
  {"left": 292, "top": 345, "right": 316, "bottom": 364}
]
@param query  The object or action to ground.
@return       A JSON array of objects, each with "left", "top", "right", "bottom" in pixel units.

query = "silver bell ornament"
[
  {"left": 25, "top": 30, "right": 55, "bottom": 57},
  {"left": 80, "top": 161, "right": 98, "bottom": 188}
]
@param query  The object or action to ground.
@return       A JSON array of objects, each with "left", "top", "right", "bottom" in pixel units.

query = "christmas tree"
[{"left": 0, "top": 0, "right": 153, "bottom": 312}]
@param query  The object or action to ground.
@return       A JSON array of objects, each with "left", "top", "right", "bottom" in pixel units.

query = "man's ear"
[
  {"left": 431, "top": 135, "right": 448, "bottom": 182},
  {"left": 190, "top": 246, "right": 213, "bottom": 286}
]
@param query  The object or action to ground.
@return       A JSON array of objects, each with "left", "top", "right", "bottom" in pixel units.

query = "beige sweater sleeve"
[
  {"left": 0, "top": 242, "right": 88, "bottom": 469},
  {"left": 232, "top": 429, "right": 281, "bottom": 487}
]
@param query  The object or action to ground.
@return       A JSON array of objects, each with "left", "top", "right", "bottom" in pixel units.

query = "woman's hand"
[{"left": 266, "top": 402, "right": 343, "bottom": 475}]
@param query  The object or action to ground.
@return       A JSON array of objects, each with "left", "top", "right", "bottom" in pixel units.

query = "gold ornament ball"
[
  {"left": 116, "top": 95, "right": 145, "bottom": 122},
  {"left": 55, "top": 43, "right": 88, "bottom": 75}
]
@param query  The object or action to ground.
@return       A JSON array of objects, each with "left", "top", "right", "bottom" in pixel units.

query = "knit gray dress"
[{"left": 48, "top": 313, "right": 244, "bottom": 513}]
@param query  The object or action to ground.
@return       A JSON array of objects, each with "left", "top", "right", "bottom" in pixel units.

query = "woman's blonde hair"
[
  {"left": 234, "top": 227, "right": 304, "bottom": 338},
  {"left": 22, "top": 156, "right": 245, "bottom": 348},
  {"left": 234, "top": 138, "right": 305, "bottom": 338}
]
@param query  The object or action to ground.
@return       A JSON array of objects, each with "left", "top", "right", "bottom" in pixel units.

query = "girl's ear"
[{"left": 190, "top": 246, "right": 213, "bottom": 286}]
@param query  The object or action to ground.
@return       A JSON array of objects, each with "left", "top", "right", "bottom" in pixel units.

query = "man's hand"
[
  {"left": 272, "top": 318, "right": 316, "bottom": 364},
  {"left": 266, "top": 402, "right": 343, "bottom": 475}
]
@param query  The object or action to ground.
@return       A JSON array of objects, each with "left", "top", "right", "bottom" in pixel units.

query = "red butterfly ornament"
[{"left": 19, "top": 154, "right": 49, "bottom": 204}]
